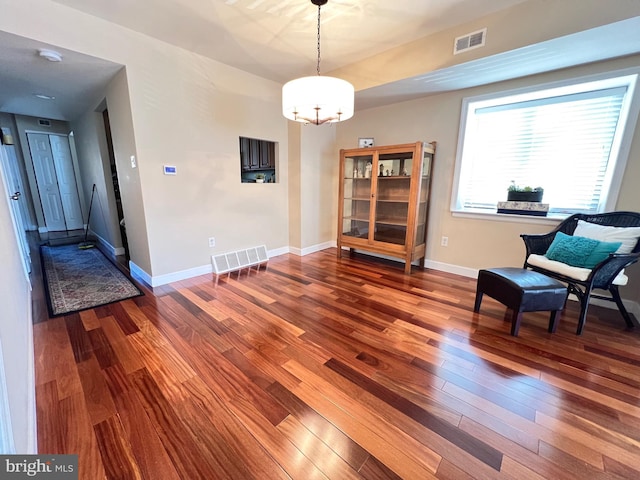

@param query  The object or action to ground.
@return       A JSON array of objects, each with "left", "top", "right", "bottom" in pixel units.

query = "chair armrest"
[
  {"left": 590, "top": 251, "right": 640, "bottom": 288},
  {"left": 520, "top": 232, "right": 557, "bottom": 257}
]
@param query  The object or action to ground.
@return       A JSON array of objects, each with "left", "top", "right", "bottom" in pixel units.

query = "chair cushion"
[
  {"left": 545, "top": 232, "right": 621, "bottom": 268},
  {"left": 573, "top": 220, "right": 640, "bottom": 254},
  {"left": 528, "top": 254, "right": 628, "bottom": 286}
]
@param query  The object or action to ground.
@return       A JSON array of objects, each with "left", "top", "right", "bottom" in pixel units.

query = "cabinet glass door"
[
  {"left": 414, "top": 146, "right": 432, "bottom": 246},
  {"left": 342, "top": 154, "right": 374, "bottom": 239},
  {"left": 374, "top": 151, "right": 412, "bottom": 245}
]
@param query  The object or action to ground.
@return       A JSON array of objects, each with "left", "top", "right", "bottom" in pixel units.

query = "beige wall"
[
  {"left": 336, "top": 54, "right": 640, "bottom": 302},
  {"left": 288, "top": 122, "right": 302, "bottom": 250},
  {"left": 299, "top": 126, "right": 337, "bottom": 251},
  {"left": 331, "top": 0, "right": 640, "bottom": 90},
  {"left": 1, "top": 0, "right": 290, "bottom": 280},
  {"left": 71, "top": 107, "right": 123, "bottom": 254}
]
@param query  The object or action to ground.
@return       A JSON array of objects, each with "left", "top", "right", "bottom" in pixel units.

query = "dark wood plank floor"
[{"left": 31, "top": 247, "right": 640, "bottom": 479}]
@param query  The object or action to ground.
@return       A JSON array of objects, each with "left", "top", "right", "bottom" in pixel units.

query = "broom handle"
[{"left": 83, "top": 184, "right": 97, "bottom": 242}]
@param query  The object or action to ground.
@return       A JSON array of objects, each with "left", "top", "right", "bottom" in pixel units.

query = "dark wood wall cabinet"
[
  {"left": 337, "top": 141, "right": 436, "bottom": 274},
  {"left": 240, "top": 137, "right": 275, "bottom": 171}
]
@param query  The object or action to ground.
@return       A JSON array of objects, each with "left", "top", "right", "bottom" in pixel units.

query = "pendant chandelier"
[{"left": 282, "top": 0, "right": 354, "bottom": 125}]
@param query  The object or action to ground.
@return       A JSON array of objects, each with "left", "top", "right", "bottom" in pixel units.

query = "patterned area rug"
[{"left": 40, "top": 244, "right": 143, "bottom": 317}]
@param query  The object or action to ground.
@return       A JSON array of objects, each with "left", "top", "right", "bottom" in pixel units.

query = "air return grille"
[
  {"left": 453, "top": 28, "right": 487, "bottom": 54},
  {"left": 212, "top": 245, "right": 268, "bottom": 274}
]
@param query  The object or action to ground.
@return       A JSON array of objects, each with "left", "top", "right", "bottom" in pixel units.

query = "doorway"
[
  {"left": 102, "top": 109, "right": 130, "bottom": 260},
  {"left": 26, "top": 133, "right": 83, "bottom": 232}
]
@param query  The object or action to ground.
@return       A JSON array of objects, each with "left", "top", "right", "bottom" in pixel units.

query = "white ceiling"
[{"left": 1, "top": 0, "right": 639, "bottom": 121}]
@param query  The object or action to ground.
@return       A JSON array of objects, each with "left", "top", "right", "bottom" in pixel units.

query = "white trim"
[
  {"left": 93, "top": 231, "right": 125, "bottom": 258},
  {"left": 0, "top": 340, "right": 15, "bottom": 454},
  {"left": 289, "top": 241, "right": 335, "bottom": 257},
  {"left": 423, "top": 260, "right": 640, "bottom": 315},
  {"left": 423, "top": 259, "right": 479, "bottom": 279},
  {"left": 451, "top": 210, "right": 562, "bottom": 226},
  {"left": 129, "top": 261, "right": 153, "bottom": 286},
  {"left": 25, "top": 295, "right": 37, "bottom": 454},
  {"left": 150, "top": 265, "right": 213, "bottom": 287},
  {"left": 267, "top": 246, "right": 290, "bottom": 258},
  {"left": 127, "top": 248, "right": 640, "bottom": 318}
]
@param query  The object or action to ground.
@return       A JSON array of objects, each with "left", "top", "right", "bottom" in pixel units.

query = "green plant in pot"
[{"left": 507, "top": 182, "right": 544, "bottom": 202}]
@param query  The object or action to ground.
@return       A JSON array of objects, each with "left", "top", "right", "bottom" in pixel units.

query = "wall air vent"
[
  {"left": 212, "top": 245, "right": 268, "bottom": 275},
  {"left": 37, "top": 119, "right": 51, "bottom": 127},
  {"left": 453, "top": 28, "right": 487, "bottom": 55}
]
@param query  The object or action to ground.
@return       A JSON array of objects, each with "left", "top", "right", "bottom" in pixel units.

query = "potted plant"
[
  {"left": 507, "top": 182, "right": 544, "bottom": 202},
  {"left": 255, "top": 173, "right": 265, "bottom": 183}
]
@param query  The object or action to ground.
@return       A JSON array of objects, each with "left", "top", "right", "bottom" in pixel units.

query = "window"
[
  {"left": 239, "top": 136, "right": 277, "bottom": 183},
  {"left": 451, "top": 68, "right": 640, "bottom": 216}
]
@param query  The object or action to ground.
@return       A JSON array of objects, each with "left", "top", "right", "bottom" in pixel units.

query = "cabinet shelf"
[
  {"left": 337, "top": 141, "right": 436, "bottom": 274},
  {"left": 376, "top": 197, "right": 409, "bottom": 203}
]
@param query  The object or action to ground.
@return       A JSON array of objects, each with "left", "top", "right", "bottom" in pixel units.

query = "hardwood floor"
[{"left": 31, "top": 247, "right": 640, "bottom": 479}]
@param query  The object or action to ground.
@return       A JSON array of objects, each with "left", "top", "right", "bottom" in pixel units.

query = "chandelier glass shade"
[
  {"left": 282, "top": 75, "right": 354, "bottom": 125},
  {"left": 282, "top": 0, "right": 354, "bottom": 125}
]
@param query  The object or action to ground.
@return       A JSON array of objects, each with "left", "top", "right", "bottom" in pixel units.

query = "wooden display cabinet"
[{"left": 337, "top": 141, "right": 435, "bottom": 274}]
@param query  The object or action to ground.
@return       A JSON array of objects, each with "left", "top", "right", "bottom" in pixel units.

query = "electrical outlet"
[
  {"left": 208, "top": 237, "right": 215, "bottom": 248},
  {"left": 441, "top": 236, "right": 448, "bottom": 247}
]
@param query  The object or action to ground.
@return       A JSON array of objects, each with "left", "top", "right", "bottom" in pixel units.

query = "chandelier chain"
[{"left": 316, "top": 3, "right": 321, "bottom": 76}]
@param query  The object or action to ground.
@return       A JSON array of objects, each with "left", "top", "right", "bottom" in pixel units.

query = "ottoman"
[{"left": 474, "top": 267, "right": 568, "bottom": 336}]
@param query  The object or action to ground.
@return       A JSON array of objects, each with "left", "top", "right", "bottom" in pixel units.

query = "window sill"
[{"left": 451, "top": 209, "right": 566, "bottom": 226}]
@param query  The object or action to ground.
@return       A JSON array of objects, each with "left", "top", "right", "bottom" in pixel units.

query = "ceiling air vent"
[
  {"left": 37, "top": 119, "right": 51, "bottom": 127},
  {"left": 454, "top": 28, "right": 487, "bottom": 55}
]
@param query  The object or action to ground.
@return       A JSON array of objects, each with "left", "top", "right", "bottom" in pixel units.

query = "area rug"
[{"left": 40, "top": 244, "right": 143, "bottom": 317}]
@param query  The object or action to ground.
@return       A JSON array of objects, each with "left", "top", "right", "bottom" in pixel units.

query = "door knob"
[
  {"left": 10, "top": 194, "right": 20, "bottom": 201},
  {"left": 13, "top": 191, "right": 20, "bottom": 197}
]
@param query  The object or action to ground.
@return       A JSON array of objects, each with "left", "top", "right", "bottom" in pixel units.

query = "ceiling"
[{"left": 1, "top": 0, "right": 640, "bottom": 121}]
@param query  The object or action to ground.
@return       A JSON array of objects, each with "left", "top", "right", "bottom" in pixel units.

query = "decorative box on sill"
[{"left": 497, "top": 201, "right": 549, "bottom": 216}]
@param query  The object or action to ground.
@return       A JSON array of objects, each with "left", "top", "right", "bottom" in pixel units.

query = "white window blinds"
[{"left": 454, "top": 74, "right": 638, "bottom": 215}]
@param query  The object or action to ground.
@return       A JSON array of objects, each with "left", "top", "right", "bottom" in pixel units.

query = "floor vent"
[
  {"left": 212, "top": 245, "right": 268, "bottom": 274},
  {"left": 454, "top": 28, "right": 487, "bottom": 54}
]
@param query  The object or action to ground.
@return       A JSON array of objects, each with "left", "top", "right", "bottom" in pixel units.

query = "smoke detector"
[{"left": 38, "top": 49, "right": 63, "bottom": 62}]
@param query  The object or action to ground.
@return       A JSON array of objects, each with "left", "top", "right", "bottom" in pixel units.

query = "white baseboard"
[
  {"left": 93, "top": 231, "right": 125, "bottom": 258},
  {"left": 129, "top": 262, "right": 152, "bottom": 286},
  {"left": 289, "top": 241, "right": 335, "bottom": 257},
  {"left": 129, "top": 262, "right": 212, "bottom": 287},
  {"left": 126, "top": 246, "right": 640, "bottom": 317},
  {"left": 423, "top": 259, "right": 479, "bottom": 279},
  {"left": 268, "top": 246, "right": 290, "bottom": 258},
  {"left": 424, "top": 260, "right": 640, "bottom": 316}
]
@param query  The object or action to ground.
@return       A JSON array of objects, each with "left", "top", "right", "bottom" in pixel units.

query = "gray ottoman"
[{"left": 474, "top": 267, "right": 568, "bottom": 336}]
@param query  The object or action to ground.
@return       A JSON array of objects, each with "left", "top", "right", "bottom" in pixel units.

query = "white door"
[
  {"left": 27, "top": 133, "right": 83, "bottom": 231},
  {"left": 0, "top": 145, "right": 30, "bottom": 276},
  {"left": 49, "top": 135, "right": 83, "bottom": 230},
  {"left": 27, "top": 133, "right": 65, "bottom": 231}
]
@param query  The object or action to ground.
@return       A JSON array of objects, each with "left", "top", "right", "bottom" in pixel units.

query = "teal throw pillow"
[
  {"left": 583, "top": 239, "right": 622, "bottom": 268},
  {"left": 545, "top": 232, "right": 621, "bottom": 269}
]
